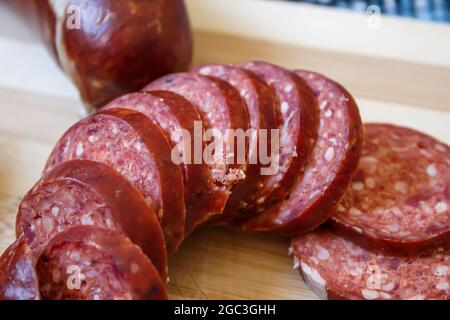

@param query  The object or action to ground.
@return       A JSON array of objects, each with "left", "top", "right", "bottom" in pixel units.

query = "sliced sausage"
[
  {"left": 292, "top": 228, "right": 450, "bottom": 300},
  {"left": 329, "top": 123, "right": 450, "bottom": 255},
  {"left": 17, "top": 160, "right": 167, "bottom": 279},
  {"left": 194, "top": 64, "right": 279, "bottom": 222},
  {"left": 45, "top": 109, "right": 185, "bottom": 253},
  {"left": 0, "top": 236, "right": 40, "bottom": 300},
  {"left": 238, "top": 61, "right": 319, "bottom": 218},
  {"left": 143, "top": 72, "right": 250, "bottom": 189},
  {"left": 240, "top": 70, "right": 363, "bottom": 234},
  {"left": 36, "top": 226, "right": 167, "bottom": 300},
  {"left": 103, "top": 91, "right": 228, "bottom": 235}
]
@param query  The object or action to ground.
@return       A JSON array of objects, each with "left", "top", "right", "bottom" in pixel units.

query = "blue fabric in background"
[{"left": 284, "top": 0, "right": 450, "bottom": 23}]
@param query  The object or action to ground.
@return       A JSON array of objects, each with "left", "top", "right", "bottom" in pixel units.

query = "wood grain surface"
[{"left": 0, "top": 0, "right": 449, "bottom": 300}]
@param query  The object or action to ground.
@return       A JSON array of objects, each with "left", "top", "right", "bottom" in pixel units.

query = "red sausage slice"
[
  {"left": 143, "top": 72, "right": 250, "bottom": 189},
  {"left": 0, "top": 236, "right": 40, "bottom": 300},
  {"left": 194, "top": 64, "right": 278, "bottom": 222},
  {"left": 239, "top": 61, "right": 319, "bottom": 218},
  {"left": 45, "top": 109, "right": 185, "bottom": 253},
  {"left": 240, "top": 71, "right": 363, "bottom": 234},
  {"left": 292, "top": 228, "right": 450, "bottom": 300},
  {"left": 17, "top": 160, "right": 167, "bottom": 279},
  {"left": 36, "top": 226, "right": 167, "bottom": 300},
  {"left": 329, "top": 123, "right": 450, "bottom": 254},
  {"left": 103, "top": 91, "right": 228, "bottom": 235}
]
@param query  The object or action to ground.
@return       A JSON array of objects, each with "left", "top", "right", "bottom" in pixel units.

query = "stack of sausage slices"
[{"left": 0, "top": 61, "right": 448, "bottom": 300}]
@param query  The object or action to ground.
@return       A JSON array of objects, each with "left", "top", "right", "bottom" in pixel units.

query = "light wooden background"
[{"left": 0, "top": 0, "right": 449, "bottom": 300}]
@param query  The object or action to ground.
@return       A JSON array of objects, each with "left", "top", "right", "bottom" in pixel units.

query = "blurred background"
[{"left": 274, "top": 0, "right": 450, "bottom": 23}]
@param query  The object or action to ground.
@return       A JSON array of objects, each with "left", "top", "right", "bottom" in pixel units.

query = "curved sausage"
[
  {"left": 103, "top": 91, "right": 228, "bottom": 235},
  {"left": 143, "top": 72, "right": 250, "bottom": 190},
  {"left": 329, "top": 123, "right": 450, "bottom": 255},
  {"left": 45, "top": 109, "right": 185, "bottom": 253},
  {"left": 292, "top": 228, "right": 450, "bottom": 300},
  {"left": 0, "top": 237, "right": 40, "bottom": 300},
  {"left": 37, "top": 226, "right": 167, "bottom": 300},
  {"left": 16, "top": 160, "right": 167, "bottom": 279},
  {"left": 8, "top": 0, "right": 192, "bottom": 112},
  {"left": 239, "top": 61, "right": 319, "bottom": 218},
  {"left": 194, "top": 64, "right": 279, "bottom": 223}
]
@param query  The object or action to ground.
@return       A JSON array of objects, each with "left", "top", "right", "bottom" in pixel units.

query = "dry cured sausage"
[
  {"left": 292, "top": 228, "right": 450, "bottom": 300},
  {"left": 238, "top": 61, "right": 319, "bottom": 219},
  {"left": 17, "top": 160, "right": 167, "bottom": 278},
  {"left": 329, "top": 123, "right": 450, "bottom": 254},
  {"left": 0, "top": 237, "right": 40, "bottom": 300},
  {"left": 240, "top": 70, "right": 363, "bottom": 235},
  {"left": 143, "top": 72, "right": 250, "bottom": 190},
  {"left": 11, "top": 60, "right": 450, "bottom": 301},
  {"left": 45, "top": 108, "right": 185, "bottom": 253},
  {"left": 36, "top": 226, "right": 167, "bottom": 300},
  {"left": 8, "top": 0, "right": 192, "bottom": 112},
  {"left": 194, "top": 64, "right": 278, "bottom": 223},
  {"left": 103, "top": 91, "right": 227, "bottom": 235}
]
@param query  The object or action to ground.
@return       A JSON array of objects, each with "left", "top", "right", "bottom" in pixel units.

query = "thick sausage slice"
[
  {"left": 329, "top": 123, "right": 450, "bottom": 254},
  {"left": 0, "top": 237, "right": 40, "bottom": 300},
  {"left": 143, "top": 72, "right": 250, "bottom": 189},
  {"left": 103, "top": 91, "right": 227, "bottom": 235},
  {"left": 239, "top": 71, "right": 363, "bottom": 234},
  {"left": 194, "top": 64, "right": 278, "bottom": 222},
  {"left": 45, "top": 109, "right": 185, "bottom": 253},
  {"left": 239, "top": 61, "right": 319, "bottom": 218},
  {"left": 292, "top": 228, "right": 450, "bottom": 300},
  {"left": 36, "top": 226, "right": 167, "bottom": 300},
  {"left": 17, "top": 160, "right": 167, "bottom": 279}
]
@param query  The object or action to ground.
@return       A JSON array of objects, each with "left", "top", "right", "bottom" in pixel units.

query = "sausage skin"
[
  {"left": 37, "top": 226, "right": 167, "bottom": 300},
  {"left": 292, "top": 228, "right": 450, "bottom": 300},
  {"left": 194, "top": 64, "right": 279, "bottom": 223},
  {"left": 0, "top": 237, "right": 40, "bottom": 300},
  {"left": 45, "top": 109, "right": 186, "bottom": 253},
  {"left": 8, "top": 0, "right": 193, "bottom": 112},
  {"left": 329, "top": 123, "right": 450, "bottom": 255},
  {"left": 103, "top": 91, "right": 228, "bottom": 236},
  {"left": 17, "top": 160, "right": 168, "bottom": 279}
]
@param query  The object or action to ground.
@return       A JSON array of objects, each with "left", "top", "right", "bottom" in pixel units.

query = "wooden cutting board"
[{"left": 0, "top": 0, "right": 449, "bottom": 300}]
